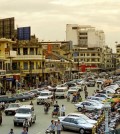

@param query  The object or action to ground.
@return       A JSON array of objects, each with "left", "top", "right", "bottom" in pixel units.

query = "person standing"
[
  {"left": 60, "top": 105, "right": 65, "bottom": 116},
  {"left": 56, "top": 120, "right": 62, "bottom": 134},
  {"left": 47, "top": 120, "right": 56, "bottom": 134},
  {"left": 8, "top": 128, "right": 14, "bottom": 134},
  {"left": 21, "top": 127, "right": 28, "bottom": 134}
]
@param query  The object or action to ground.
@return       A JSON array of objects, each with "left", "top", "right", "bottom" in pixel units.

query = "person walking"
[
  {"left": 56, "top": 120, "right": 62, "bottom": 134},
  {"left": 60, "top": 105, "right": 65, "bottom": 116},
  {"left": 21, "top": 127, "right": 28, "bottom": 134},
  {"left": 47, "top": 120, "right": 56, "bottom": 134},
  {"left": 8, "top": 128, "right": 14, "bottom": 134},
  {"left": 23, "top": 119, "right": 29, "bottom": 132}
]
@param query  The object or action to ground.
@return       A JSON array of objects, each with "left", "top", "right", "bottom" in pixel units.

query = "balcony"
[
  {"left": 13, "top": 55, "right": 45, "bottom": 61},
  {"left": 0, "top": 55, "right": 5, "bottom": 60}
]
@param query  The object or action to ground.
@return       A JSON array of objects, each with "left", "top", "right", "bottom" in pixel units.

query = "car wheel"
[
  {"left": 78, "top": 107, "right": 82, "bottom": 112},
  {"left": 62, "top": 125, "right": 66, "bottom": 131},
  {"left": 5, "top": 112, "right": 8, "bottom": 116},
  {"left": 14, "top": 122, "right": 17, "bottom": 126},
  {"left": 29, "top": 119, "right": 32, "bottom": 127},
  {"left": 79, "top": 128, "right": 85, "bottom": 134}
]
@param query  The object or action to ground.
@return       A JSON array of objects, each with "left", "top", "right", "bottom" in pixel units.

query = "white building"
[{"left": 66, "top": 24, "right": 105, "bottom": 48}]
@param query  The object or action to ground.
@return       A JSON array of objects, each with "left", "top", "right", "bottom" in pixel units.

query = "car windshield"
[
  {"left": 56, "top": 89, "right": 64, "bottom": 92},
  {"left": 70, "top": 88, "right": 77, "bottom": 90},
  {"left": 8, "top": 104, "right": 19, "bottom": 108},
  {"left": 40, "top": 93, "right": 49, "bottom": 96},
  {"left": 16, "top": 108, "right": 31, "bottom": 114},
  {"left": 80, "top": 115, "right": 89, "bottom": 120},
  {"left": 77, "top": 118, "right": 87, "bottom": 124}
]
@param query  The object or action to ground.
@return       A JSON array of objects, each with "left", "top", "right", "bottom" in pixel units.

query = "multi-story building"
[
  {"left": 116, "top": 44, "right": 120, "bottom": 68},
  {"left": 103, "top": 45, "right": 113, "bottom": 70},
  {"left": 0, "top": 38, "right": 16, "bottom": 93},
  {"left": 73, "top": 46, "right": 103, "bottom": 72},
  {"left": 66, "top": 24, "right": 105, "bottom": 48}
]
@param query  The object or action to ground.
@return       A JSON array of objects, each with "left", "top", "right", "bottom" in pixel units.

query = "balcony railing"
[{"left": 13, "top": 55, "right": 45, "bottom": 60}]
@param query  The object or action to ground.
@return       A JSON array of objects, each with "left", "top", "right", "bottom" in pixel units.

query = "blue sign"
[{"left": 17, "top": 27, "right": 31, "bottom": 40}]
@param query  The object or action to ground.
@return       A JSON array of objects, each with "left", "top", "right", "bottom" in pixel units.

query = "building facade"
[{"left": 66, "top": 24, "right": 105, "bottom": 48}]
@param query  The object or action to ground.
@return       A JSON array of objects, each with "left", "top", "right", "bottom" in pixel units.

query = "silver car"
[{"left": 60, "top": 116, "right": 94, "bottom": 134}]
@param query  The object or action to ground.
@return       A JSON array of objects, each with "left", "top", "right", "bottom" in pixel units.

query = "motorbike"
[{"left": 44, "top": 106, "right": 49, "bottom": 114}]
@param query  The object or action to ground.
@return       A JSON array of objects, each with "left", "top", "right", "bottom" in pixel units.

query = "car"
[
  {"left": 74, "top": 101, "right": 103, "bottom": 112},
  {"left": 56, "top": 84, "right": 68, "bottom": 90},
  {"left": 68, "top": 87, "right": 79, "bottom": 94},
  {"left": 13, "top": 105, "right": 36, "bottom": 126},
  {"left": 55, "top": 88, "right": 67, "bottom": 98},
  {"left": 30, "top": 89, "right": 40, "bottom": 97},
  {"left": 4, "top": 103, "right": 22, "bottom": 115},
  {"left": 87, "top": 96, "right": 105, "bottom": 103},
  {"left": 94, "top": 93, "right": 111, "bottom": 99},
  {"left": 37, "top": 90, "right": 53, "bottom": 105},
  {"left": 60, "top": 116, "right": 94, "bottom": 134},
  {"left": 0, "top": 95, "right": 16, "bottom": 103},
  {"left": 58, "top": 113, "right": 97, "bottom": 124},
  {"left": 96, "top": 79, "right": 104, "bottom": 84},
  {"left": 86, "top": 80, "right": 96, "bottom": 87},
  {"left": 13, "top": 93, "right": 30, "bottom": 102},
  {"left": 22, "top": 92, "right": 34, "bottom": 100}
]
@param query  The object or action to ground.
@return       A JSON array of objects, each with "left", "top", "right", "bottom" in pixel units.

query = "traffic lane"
[{"left": 1, "top": 86, "right": 95, "bottom": 134}]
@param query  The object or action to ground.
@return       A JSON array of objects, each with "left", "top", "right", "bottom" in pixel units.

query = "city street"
[{"left": 1, "top": 86, "right": 95, "bottom": 134}]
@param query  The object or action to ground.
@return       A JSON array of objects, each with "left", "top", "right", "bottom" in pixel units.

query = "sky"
[{"left": 0, "top": 0, "right": 120, "bottom": 52}]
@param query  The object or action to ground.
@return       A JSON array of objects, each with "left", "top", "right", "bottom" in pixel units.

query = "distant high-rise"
[{"left": 66, "top": 24, "right": 105, "bottom": 48}]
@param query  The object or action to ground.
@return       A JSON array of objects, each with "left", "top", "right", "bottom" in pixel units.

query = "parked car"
[
  {"left": 60, "top": 116, "right": 94, "bottom": 134},
  {"left": 94, "top": 93, "right": 111, "bottom": 99},
  {"left": 87, "top": 96, "right": 105, "bottom": 103},
  {"left": 13, "top": 93, "right": 30, "bottom": 102},
  {"left": 4, "top": 103, "right": 22, "bottom": 115},
  {"left": 58, "top": 113, "right": 97, "bottom": 124},
  {"left": 13, "top": 105, "right": 36, "bottom": 126},
  {"left": 86, "top": 80, "right": 96, "bottom": 87},
  {"left": 74, "top": 101, "right": 103, "bottom": 112},
  {"left": 0, "top": 95, "right": 16, "bottom": 103}
]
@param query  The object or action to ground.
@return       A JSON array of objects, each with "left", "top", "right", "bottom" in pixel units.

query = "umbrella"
[{"left": 107, "top": 98, "right": 120, "bottom": 103}]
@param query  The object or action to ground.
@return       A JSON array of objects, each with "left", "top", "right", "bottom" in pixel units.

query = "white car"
[
  {"left": 37, "top": 90, "right": 53, "bottom": 105},
  {"left": 68, "top": 87, "right": 79, "bottom": 94},
  {"left": 94, "top": 93, "right": 111, "bottom": 99},
  {"left": 4, "top": 103, "right": 22, "bottom": 115},
  {"left": 87, "top": 96, "right": 105, "bottom": 103},
  {"left": 56, "top": 84, "right": 68, "bottom": 90},
  {"left": 74, "top": 101, "right": 103, "bottom": 112},
  {"left": 96, "top": 79, "right": 104, "bottom": 84},
  {"left": 13, "top": 105, "right": 36, "bottom": 126},
  {"left": 55, "top": 88, "right": 67, "bottom": 98},
  {"left": 58, "top": 113, "right": 97, "bottom": 124}
]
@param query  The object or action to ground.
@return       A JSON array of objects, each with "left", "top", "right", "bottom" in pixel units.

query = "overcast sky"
[{"left": 0, "top": 0, "right": 120, "bottom": 51}]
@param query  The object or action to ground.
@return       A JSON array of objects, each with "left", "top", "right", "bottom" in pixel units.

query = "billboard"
[
  {"left": 0, "top": 17, "right": 15, "bottom": 39},
  {"left": 17, "top": 27, "right": 31, "bottom": 40}
]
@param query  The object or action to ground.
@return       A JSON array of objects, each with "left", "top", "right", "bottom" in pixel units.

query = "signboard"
[
  {"left": 0, "top": 17, "right": 15, "bottom": 39},
  {"left": 17, "top": 27, "right": 31, "bottom": 40}
]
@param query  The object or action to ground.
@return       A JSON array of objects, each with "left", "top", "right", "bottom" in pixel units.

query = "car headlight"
[{"left": 14, "top": 117, "right": 18, "bottom": 120}]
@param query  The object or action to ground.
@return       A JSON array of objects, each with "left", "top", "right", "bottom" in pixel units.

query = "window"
[
  {"left": 91, "top": 53, "right": 95, "bottom": 56},
  {"left": 23, "top": 48, "right": 28, "bottom": 55},
  {"left": 12, "top": 62, "right": 17, "bottom": 70},
  {"left": 72, "top": 27, "right": 77, "bottom": 30},
  {"left": 63, "top": 118, "right": 71, "bottom": 122},
  {"left": 24, "top": 62, "right": 28, "bottom": 70},
  {"left": 18, "top": 48, "right": 20, "bottom": 55},
  {"left": 79, "top": 32, "right": 87, "bottom": 35},
  {"left": 30, "top": 48, "right": 34, "bottom": 55}
]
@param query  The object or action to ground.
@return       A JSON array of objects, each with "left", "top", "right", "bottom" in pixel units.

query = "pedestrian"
[
  {"left": 85, "top": 91, "right": 88, "bottom": 99},
  {"left": 47, "top": 120, "right": 56, "bottom": 134},
  {"left": 60, "top": 104, "right": 65, "bottom": 116},
  {"left": 8, "top": 128, "right": 14, "bottom": 134},
  {"left": 21, "top": 127, "right": 28, "bottom": 134},
  {"left": 56, "top": 120, "right": 62, "bottom": 134},
  {"left": 23, "top": 118, "right": 29, "bottom": 132}
]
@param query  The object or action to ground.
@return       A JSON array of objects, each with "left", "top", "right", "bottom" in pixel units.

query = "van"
[{"left": 55, "top": 87, "right": 67, "bottom": 98}]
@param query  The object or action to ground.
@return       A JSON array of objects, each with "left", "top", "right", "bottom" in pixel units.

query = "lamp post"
[{"left": 104, "top": 102, "right": 111, "bottom": 134}]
